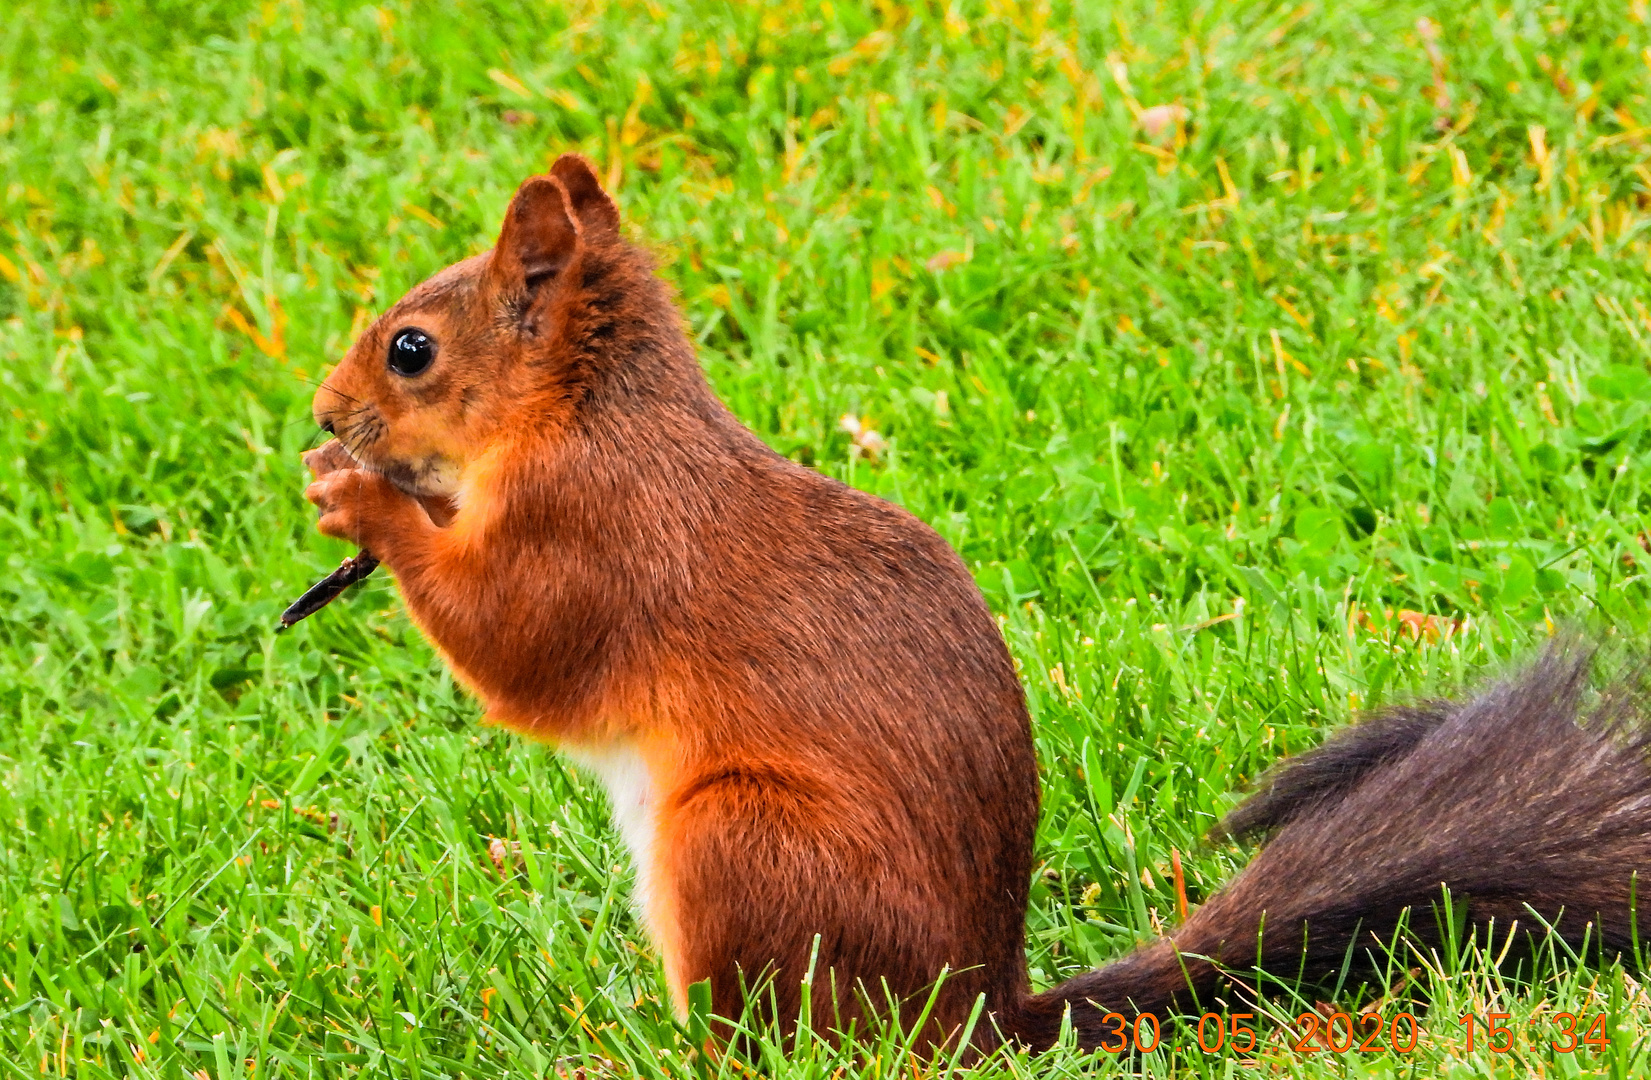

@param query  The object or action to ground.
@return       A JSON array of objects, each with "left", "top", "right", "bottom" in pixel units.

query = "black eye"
[{"left": 388, "top": 328, "right": 437, "bottom": 377}]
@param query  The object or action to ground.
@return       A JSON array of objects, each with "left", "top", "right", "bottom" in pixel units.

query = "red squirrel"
[{"left": 302, "top": 153, "right": 1651, "bottom": 1052}]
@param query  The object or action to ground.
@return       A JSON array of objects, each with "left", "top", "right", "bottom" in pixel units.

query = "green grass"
[{"left": 4, "top": 0, "right": 1651, "bottom": 1074}]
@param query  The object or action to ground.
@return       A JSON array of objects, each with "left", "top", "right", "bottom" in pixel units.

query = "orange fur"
[{"left": 306, "top": 155, "right": 1039, "bottom": 1048}]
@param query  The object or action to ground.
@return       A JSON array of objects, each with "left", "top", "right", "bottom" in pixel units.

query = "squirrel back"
[{"left": 303, "top": 157, "right": 1651, "bottom": 1054}]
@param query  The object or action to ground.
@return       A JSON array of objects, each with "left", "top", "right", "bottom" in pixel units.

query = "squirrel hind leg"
[
  {"left": 1218, "top": 699, "right": 1455, "bottom": 842},
  {"left": 655, "top": 771, "right": 991, "bottom": 1049}
]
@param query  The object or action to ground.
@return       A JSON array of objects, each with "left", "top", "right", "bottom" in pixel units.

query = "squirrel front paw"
[
  {"left": 304, "top": 465, "right": 415, "bottom": 549},
  {"left": 303, "top": 439, "right": 358, "bottom": 480}
]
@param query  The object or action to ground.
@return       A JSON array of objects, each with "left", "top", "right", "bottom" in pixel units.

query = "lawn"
[{"left": 4, "top": 0, "right": 1651, "bottom": 1075}]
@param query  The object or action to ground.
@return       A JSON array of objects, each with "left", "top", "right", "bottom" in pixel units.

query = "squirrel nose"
[{"left": 320, "top": 418, "right": 336, "bottom": 435}]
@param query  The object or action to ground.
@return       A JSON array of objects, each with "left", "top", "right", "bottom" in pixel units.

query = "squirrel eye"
[{"left": 388, "top": 328, "right": 437, "bottom": 377}]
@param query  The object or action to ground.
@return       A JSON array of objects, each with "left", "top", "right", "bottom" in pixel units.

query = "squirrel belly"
[{"left": 305, "top": 155, "right": 1651, "bottom": 1054}]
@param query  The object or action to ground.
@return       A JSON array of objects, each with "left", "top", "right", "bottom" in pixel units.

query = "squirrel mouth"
[
  {"left": 376, "top": 455, "right": 462, "bottom": 499},
  {"left": 327, "top": 428, "right": 459, "bottom": 499}
]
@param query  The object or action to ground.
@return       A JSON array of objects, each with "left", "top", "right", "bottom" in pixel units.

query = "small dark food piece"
[{"left": 277, "top": 551, "right": 381, "bottom": 630}]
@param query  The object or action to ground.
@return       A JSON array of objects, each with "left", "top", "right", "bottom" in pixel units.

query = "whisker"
[
  {"left": 287, "top": 372, "right": 364, "bottom": 408},
  {"left": 290, "top": 371, "right": 363, "bottom": 404},
  {"left": 316, "top": 379, "right": 362, "bottom": 405},
  {"left": 341, "top": 420, "right": 379, "bottom": 461},
  {"left": 278, "top": 399, "right": 370, "bottom": 442},
  {"left": 329, "top": 404, "right": 374, "bottom": 425},
  {"left": 277, "top": 418, "right": 333, "bottom": 443},
  {"left": 320, "top": 407, "right": 374, "bottom": 439}
]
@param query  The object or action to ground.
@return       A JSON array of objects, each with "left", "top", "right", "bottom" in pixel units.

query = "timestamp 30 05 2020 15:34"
[{"left": 1087, "top": 1010, "right": 1615, "bottom": 1055}]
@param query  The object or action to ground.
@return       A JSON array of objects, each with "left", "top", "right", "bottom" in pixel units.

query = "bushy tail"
[{"left": 1005, "top": 648, "right": 1651, "bottom": 1051}]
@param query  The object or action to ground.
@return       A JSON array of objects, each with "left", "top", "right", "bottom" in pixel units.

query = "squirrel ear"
[
  {"left": 549, "top": 153, "right": 620, "bottom": 235},
  {"left": 489, "top": 175, "right": 579, "bottom": 297}
]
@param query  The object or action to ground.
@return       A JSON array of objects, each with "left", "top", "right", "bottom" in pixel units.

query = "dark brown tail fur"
[{"left": 1004, "top": 648, "right": 1651, "bottom": 1050}]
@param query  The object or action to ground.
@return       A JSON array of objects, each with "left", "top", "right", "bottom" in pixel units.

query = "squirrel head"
[{"left": 312, "top": 153, "right": 623, "bottom": 498}]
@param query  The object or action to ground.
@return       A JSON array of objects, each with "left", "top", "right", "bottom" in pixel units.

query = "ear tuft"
[
  {"left": 550, "top": 153, "right": 620, "bottom": 235},
  {"left": 490, "top": 175, "right": 579, "bottom": 296}
]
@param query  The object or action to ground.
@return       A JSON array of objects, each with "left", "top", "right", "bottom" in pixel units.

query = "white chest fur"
[{"left": 560, "top": 742, "right": 660, "bottom": 918}]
